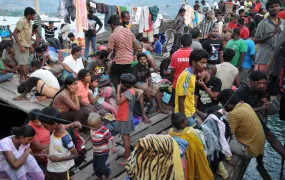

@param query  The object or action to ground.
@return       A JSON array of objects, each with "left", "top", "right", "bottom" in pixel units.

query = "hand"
[
  {"left": 73, "top": 121, "right": 82, "bottom": 129},
  {"left": 261, "top": 102, "right": 272, "bottom": 111},
  {"left": 133, "top": 54, "right": 137, "bottom": 60},
  {"left": 25, "top": 148, "right": 32, "bottom": 154},
  {"left": 1, "top": 70, "right": 6, "bottom": 75},
  {"left": 111, "top": 146, "right": 117, "bottom": 153},
  {"left": 117, "top": 84, "right": 122, "bottom": 92},
  {"left": 145, "top": 89, "right": 152, "bottom": 99},
  {"left": 93, "top": 30, "right": 98, "bottom": 35},
  {"left": 197, "top": 79, "right": 206, "bottom": 88},
  {"left": 20, "top": 46, "right": 26, "bottom": 53},
  {"left": 49, "top": 155, "right": 61, "bottom": 162}
]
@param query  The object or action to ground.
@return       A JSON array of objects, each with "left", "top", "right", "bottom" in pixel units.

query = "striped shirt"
[
  {"left": 34, "top": 14, "right": 42, "bottom": 38},
  {"left": 228, "top": 103, "right": 265, "bottom": 157},
  {"left": 107, "top": 26, "right": 136, "bottom": 64},
  {"left": 197, "top": 19, "right": 216, "bottom": 39},
  {"left": 91, "top": 126, "right": 113, "bottom": 155},
  {"left": 42, "top": 25, "right": 58, "bottom": 39}
]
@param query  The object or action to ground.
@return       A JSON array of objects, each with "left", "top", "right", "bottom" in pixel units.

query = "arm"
[
  {"left": 3, "top": 149, "right": 31, "bottom": 170},
  {"left": 211, "top": 65, "right": 217, "bottom": 77},
  {"left": 62, "top": 94, "right": 80, "bottom": 111},
  {"left": 78, "top": 95, "right": 93, "bottom": 108},
  {"left": 194, "top": 95, "right": 208, "bottom": 121},
  {"left": 98, "top": 80, "right": 111, "bottom": 88},
  {"left": 237, "top": 52, "right": 246, "bottom": 70},
  {"left": 62, "top": 63, "right": 77, "bottom": 75},
  {"left": 198, "top": 80, "right": 220, "bottom": 100},
  {"left": 89, "top": 92, "right": 100, "bottom": 105},
  {"left": 219, "top": 50, "right": 223, "bottom": 63},
  {"left": 54, "top": 148, "right": 78, "bottom": 162},
  {"left": 13, "top": 29, "right": 23, "bottom": 48},
  {"left": 254, "top": 36, "right": 272, "bottom": 44},
  {"left": 116, "top": 85, "right": 128, "bottom": 105},
  {"left": 31, "top": 141, "right": 49, "bottom": 152},
  {"left": 234, "top": 73, "right": 241, "bottom": 87},
  {"left": 178, "top": 96, "right": 186, "bottom": 114}
]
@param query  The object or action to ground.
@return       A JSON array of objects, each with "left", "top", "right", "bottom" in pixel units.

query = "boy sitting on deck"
[
  {"left": 68, "top": 33, "right": 79, "bottom": 48},
  {"left": 2, "top": 42, "right": 20, "bottom": 73},
  {"left": 86, "top": 113, "right": 116, "bottom": 180},
  {"left": 32, "top": 46, "right": 52, "bottom": 67}
]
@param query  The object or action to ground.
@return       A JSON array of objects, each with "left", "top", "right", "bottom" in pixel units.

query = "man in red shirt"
[
  {"left": 238, "top": 9, "right": 249, "bottom": 24},
  {"left": 278, "top": 10, "right": 285, "bottom": 19},
  {"left": 170, "top": 34, "right": 192, "bottom": 107},
  {"left": 229, "top": 15, "right": 239, "bottom": 29},
  {"left": 238, "top": 18, "right": 250, "bottom": 39}
]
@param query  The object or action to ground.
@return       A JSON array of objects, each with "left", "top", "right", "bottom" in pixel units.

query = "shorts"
[
  {"left": 143, "top": 31, "right": 154, "bottom": 42},
  {"left": 240, "top": 68, "right": 251, "bottom": 82},
  {"left": 45, "top": 171, "right": 70, "bottom": 180},
  {"left": 133, "top": 83, "right": 159, "bottom": 100},
  {"left": 14, "top": 43, "right": 30, "bottom": 65},
  {"left": 153, "top": 28, "right": 159, "bottom": 35}
]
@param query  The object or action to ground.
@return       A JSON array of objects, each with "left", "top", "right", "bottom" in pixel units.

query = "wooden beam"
[{"left": 34, "top": 0, "right": 40, "bottom": 14}]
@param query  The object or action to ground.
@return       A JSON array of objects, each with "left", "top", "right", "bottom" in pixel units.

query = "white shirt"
[
  {"left": 63, "top": 55, "right": 84, "bottom": 74},
  {"left": 153, "top": 14, "right": 163, "bottom": 29},
  {"left": 31, "top": 69, "right": 60, "bottom": 89},
  {"left": 60, "top": 24, "right": 71, "bottom": 41},
  {"left": 215, "top": 62, "right": 238, "bottom": 90}
]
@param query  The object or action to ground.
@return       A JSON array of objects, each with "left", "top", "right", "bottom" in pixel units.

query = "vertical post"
[{"left": 34, "top": 0, "right": 40, "bottom": 14}]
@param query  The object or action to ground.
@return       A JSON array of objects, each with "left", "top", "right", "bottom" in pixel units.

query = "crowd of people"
[{"left": 0, "top": 0, "right": 285, "bottom": 179}]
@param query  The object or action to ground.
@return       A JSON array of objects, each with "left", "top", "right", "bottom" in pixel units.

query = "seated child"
[
  {"left": 33, "top": 45, "right": 52, "bottom": 67},
  {"left": 68, "top": 33, "right": 79, "bottom": 47},
  {"left": 87, "top": 113, "right": 116, "bottom": 180}
]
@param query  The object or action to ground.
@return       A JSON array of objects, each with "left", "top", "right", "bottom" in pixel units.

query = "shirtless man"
[{"left": 219, "top": 23, "right": 232, "bottom": 48}]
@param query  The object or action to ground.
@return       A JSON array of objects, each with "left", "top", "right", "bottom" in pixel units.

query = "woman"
[
  {"left": 52, "top": 76, "right": 89, "bottom": 127},
  {"left": 0, "top": 125, "right": 45, "bottom": 180}
]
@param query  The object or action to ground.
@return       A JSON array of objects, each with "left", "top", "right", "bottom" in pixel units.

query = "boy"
[
  {"left": 33, "top": 46, "right": 52, "bottom": 67},
  {"left": 2, "top": 42, "right": 19, "bottom": 73},
  {"left": 153, "top": 34, "right": 162, "bottom": 55},
  {"left": 38, "top": 107, "right": 79, "bottom": 180},
  {"left": 68, "top": 33, "right": 79, "bottom": 47},
  {"left": 87, "top": 113, "right": 116, "bottom": 180}
]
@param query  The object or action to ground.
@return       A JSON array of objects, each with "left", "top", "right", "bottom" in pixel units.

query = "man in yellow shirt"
[{"left": 174, "top": 49, "right": 208, "bottom": 126}]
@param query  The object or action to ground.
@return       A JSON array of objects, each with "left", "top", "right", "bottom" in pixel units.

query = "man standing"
[
  {"left": 42, "top": 21, "right": 62, "bottom": 49},
  {"left": 121, "top": 11, "right": 131, "bottom": 29},
  {"left": 197, "top": 11, "right": 216, "bottom": 41},
  {"left": 238, "top": 18, "right": 250, "bottom": 40},
  {"left": 240, "top": 37, "right": 255, "bottom": 82},
  {"left": 219, "top": 23, "right": 232, "bottom": 48},
  {"left": 254, "top": 0, "right": 284, "bottom": 71},
  {"left": 13, "top": 7, "right": 36, "bottom": 82},
  {"left": 229, "top": 14, "right": 239, "bottom": 29},
  {"left": 202, "top": 27, "right": 224, "bottom": 65},
  {"left": 226, "top": 28, "right": 247, "bottom": 69},
  {"left": 191, "top": 28, "right": 203, "bottom": 50},
  {"left": 84, "top": 9, "right": 103, "bottom": 59},
  {"left": 173, "top": 8, "right": 186, "bottom": 47},
  {"left": 107, "top": 15, "right": 137, "bottom": 90}
]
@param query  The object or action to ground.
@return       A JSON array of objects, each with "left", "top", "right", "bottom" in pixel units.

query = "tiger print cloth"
[{"left": 125, "top": 134, "right": 184, "bottom": 180}]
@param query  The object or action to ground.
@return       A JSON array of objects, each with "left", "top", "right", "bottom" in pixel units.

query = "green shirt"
[
  {"left": 0, "top": 60, "right": 4, "bottom": 70},
  {"left": 226, "top": 39, "right": 248, "bottom": 66}
]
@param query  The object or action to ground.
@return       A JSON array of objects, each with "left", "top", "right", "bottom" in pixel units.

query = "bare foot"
[
  {"left": 142, "top": 114, "right": 151, "bottom": 124},
  {"left": 162, "top": 103, "right": 172, "bottom": 111},
  {"left": 97, "top": 177, "right": 103, "bottom": 180},
  {"left": 13, "top": 96, "right": 26, "bottom": 101},
  {"left": 158, "top": 108, "right": 170, "bottom": 114},
  {"left": 119, "top": 160, "right": 127, "bottom": 166},
  {"left": 37, "top": 96, "right": 48, "bottom": 101}
]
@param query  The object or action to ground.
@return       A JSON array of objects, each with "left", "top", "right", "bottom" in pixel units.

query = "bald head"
[{"left": 88, "top": 113, "right": 102, "bottom": 128}]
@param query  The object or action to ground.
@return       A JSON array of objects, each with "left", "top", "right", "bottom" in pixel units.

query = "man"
[
  {"left": 42, "top": 21, "right": 62, "bottom": 49},
  {"left": 247, "top": 13, "right": 257, "bottom": 37},
  {"left": 202, "top": 27, "right": 224, "bottom": 65},
  {"left": 278, "top": 9, "right": 285, "bottom": 20},
  {"left": 219, "top": 23, "right": 232, "bottom": 47},
  {"left": 238, "top": 9, "right": 249, "bottom": 24},
  {"left": 201, "top": 0, "right": 211, "bottom": 14},
  {"left": 216, "top": 12, "right": 224, "bottom": 34},
  {"left": 238, "top": 18, "right": 250, "bottom": 40},
  {"left": 170, "top": 34, "right": 192, "bottom": 106},
  {"left": 173, "top": 8, "right": 186, "bottom": 47},
  {"left": 13, "top": 7, "right": 36, "bottom": 83},
  {"left": 254, "top": 0, "right": 284, "bottom": 72},
  {"left": 84, "top": 8, "right": 103, "bottom": 59},
  {"left": 197, "top": 10, "right": 216, "bottom": 40},
  {"left": 190, "top": 28, "right": 203, "bottom": 50},
  {"left": 229, "top": 14, "right": 239, "bottom": 29},
  {"left": 254, "top": 8, "right": 265, "bottom": 25},
  {"left": 2, "top": 42, "right": 19, "bottom": 73},
  {"left": 212, "top": 48, "right": 240, "bottom": 90},
  {"left": 254, "top": 0, "right": 262, "bottom": 13},
  {"left": 153, "top": 14, "right": 163, "bottom": 35},
  {"left": 218, "top": 0, "right": 226, "bottom": 15},
  {"left": 195, "top": 70, "right": 222, "bottom": 113},
  {"left": 153, "top": 34, "right": 162, "bottom": 55},
  {"left": 160, "top": 47, "right": 178, "bottom": 82},
  {"left": 218, "top": 89, "right": 268, "bottom": 179},
  {"left": 121, "top": 11, "right": 131, "bottom": 29},
  {"left": 107, "top": 15, "right": 137, "bottom": 90},
  {"left": 244, "top": 0, "right": 253, "bottom": 13},
  {"left": 240, "top": 37, "right": 255, "bottom": 82},
  {"left": 175, "top": 49, "right": 208, "bottom": 126},
  {"left": 226, "top": 28, "right": 247, "bottom": 69}
]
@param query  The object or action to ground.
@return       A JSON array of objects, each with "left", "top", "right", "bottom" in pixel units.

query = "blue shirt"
[
  {"left": 154, "top": 40, "right": 162, "bottom": 55},
  {"left": 242, "top": 39, "right": 255, "bottom": 69},
  {"left": 0, "top": 26, "right": 10, "bottom": 38}
]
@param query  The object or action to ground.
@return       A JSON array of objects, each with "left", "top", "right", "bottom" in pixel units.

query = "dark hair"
[
  {"left": 17, "top": 83, "right": 26, "bottom": 94},
  {"left": 218, "top": 89, "right": 240, "bottom": 105},
  {"left": 98, "top": 50, "right": 109, "bottom": 60},
  {"left": 171, "top": 113, "right": 186, "bottom": 130},
  {"left": 238, "top": 18, "right": 245, "bottom": 25},
  {"left": 42, "top": 44, "right": 48, "bottom": 51},
  {"left": 32, "top": 24, "right": 38, "bottom": 31},
  {"left": 191, "top": 28, "right": 201, "bottom": 39},
  {"left": 170, "top": 45, "right": 179, "bottom": 55},
  {"left": 238, "top": 9, "right": 245, "bottom": 14},
  {"left": 137, "top": 52, "right": 147, "bottom": 60},
  {"left": 232, "top": 28, "right": 241, "bottom": 36},
  {"left": 248, "top": 13, "right": 254, "bottom": 18},
  {"left": 194, "top": 5, "right": 200, "bottom": 9},
  {"left": 49, "top": 21, "right": 54, "bottom": 25},
  {"left": 4, "top": 42, "right": 13, "bottom": 50},
  {"left": 30, "top": 60, "right": 41, "bottom": 69},
  {"left": 223, "top": 48, "right": 235, "bottom": 62},
  {"left": 249, "top": 70, "right": 268, "bottom": 81},
  {"left": 189, "top": 49, "right": 208, "bottom": 66},
  {"left": 68, "top": 32, "right": 75, "bottom": 38},
  {"left": 120, "top": 73, "right": 137, "bottom": 88},
  {"left": 121, "top": 11, "right": 129, "bottom": 18},
  {"left": 141, "top": 37, "right": 149, "bottom": 43},
  {"left": 35, "top": 47, "right": 44, "bottom": 53},
  {"left": 266, "top": 0, "right": 281, "bottom": 10},
  {"left": 91, "top": 75, "right": 100, "bottom": 82},
  {"left": 24, "top": 7, "right": 36, "bottom": 17},
  {"left": 107, "top": 15, "right": 121, "bottom": 25},
  {"left": 206, "top": 105, "right": 222, "bottom": 114},
  {"left": 38, "top": 107, "right": 61, "bottom": 125},
  {"left": 259, "top": 7, "right": 264, "bottom": 13},
  {"left": 153, "top": 34, "right": 159, "bottom": 39},
  {"left": 29, "top": 109, "right": 42, "bottom": 121},
  {"left": 71, "top": 46, "right": 82, "bottom": 55},
  {"left": 71, "top": 43, "right": 78, "bottom": 49},
  {"left": 11, "top": 125, "right": 36, "bottom": 138},
  {"left": 78, "top": 69, "right": 90, "bottom": 81},
  {"left": 180, "top": 33, "right": 192, "bottom": 47},
  {"left": 179, "top": 8, "right": 186, "bottom": 14},
  {"left": 202, "top": 43, "right": 212, "bottom": 54}
]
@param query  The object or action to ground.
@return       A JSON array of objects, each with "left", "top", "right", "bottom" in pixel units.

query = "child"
[
  {"left": 33, "top": 46, "right": 52, "bottom": 67},
  {"left": 38, "top": 107, "right": 79, "bottom": 180},
  {"left": 68, "top": 33, "right": 79, "bottom": 47},
  {"left": 87, "top": 113, "right": 116, "bottom": 180},
  {"left": 115, "top": 73, "right": 137, "bottom": 165}
]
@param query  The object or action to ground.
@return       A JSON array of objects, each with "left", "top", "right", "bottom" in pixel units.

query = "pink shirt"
[{"left": 77, "top": 81, "right": 90, "bottom": 104}]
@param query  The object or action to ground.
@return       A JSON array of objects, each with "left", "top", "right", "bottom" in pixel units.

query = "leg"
[
  {"left": 93, "top": 154, "right": 103, "bottom": 180},
  {"left": 91, "top": 36, "right": 97, "bottom": 52},
  {"left": 154, "top": 89, "right": 169, "bottom": 114},
  {"left": 256, "top": 155, "right": 271, "bottom": 180},
  {"left": 121, "top": 134, "right": 131, "bottom": 165},
  {"left": 170, "top": 88, "right": 176, "bottom": 113},
  {"left": 46, "top": 38, "right": 58, "bottom": 49},
  {"left": 229, "top": 138, "right": 253, "bottom": 159},
  {"left": 13, "top": 77, "right": 40, "bottom": 100},
  {"left": 0, "top": 73, "right": 13, "bottom": 83},
  {"left": 265, "top": 130, "right": 285, "bottom": 158},
  {"left": 97, "top": 154, "right": 111, "bottom": 179},
  {"left": 84, "top": 37, "right": 90, "bottom": 59},
  {"left": 53, "top": 38, "right": 62, "bottom": 49},
  {"left": 138, "top": 94, "right": 151, "bottom": 123}
]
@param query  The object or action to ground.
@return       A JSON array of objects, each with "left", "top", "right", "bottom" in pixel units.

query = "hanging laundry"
[
  {"left": 96, "top": 3, "right": 109, "bottom": 13},
  {"left": 149, "top": 5, "right": 159, "bottom": 22},
  {"left": 75, "top": 0, "right": 88, "bottom": 33},
  {"left": 139, "top": 7, "right": 149, "bottom": 33},
  {"left": 130, "top": 7, "right": 141, "bottom": 24},
  {"left": 104, "top": 5, "right": 118, "bottom": 27},
  {"left": 184, "top": 4, "right": 194, "bottom": 27}
]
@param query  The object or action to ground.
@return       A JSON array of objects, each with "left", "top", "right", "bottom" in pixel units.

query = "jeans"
[
  {"left": 46, "top": 37, "right": 62, "bottom": 49},
  {"left": 187, "top": 116, "right": 196, "bottom": 126},
  {"left": 0, "top": 73, "right": 13, "bottom": 83},
  {"left": 93, "top": 153, "right": 110, "bottom": 178},
  {"left": 84, "top": 36, "right": 97, "bottom": 59}
]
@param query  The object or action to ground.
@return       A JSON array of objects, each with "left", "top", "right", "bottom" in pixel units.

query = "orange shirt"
[
  {"left": 77, "top": 80, "right": 90, "bottom": 104},
  {"left": 28, "top": 121, "right": 50, "bottom": 154}
]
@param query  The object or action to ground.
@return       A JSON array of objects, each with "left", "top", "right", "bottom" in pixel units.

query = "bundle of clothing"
[{"left": 125, "top": 134, "right": 184, "bottom": 180}]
